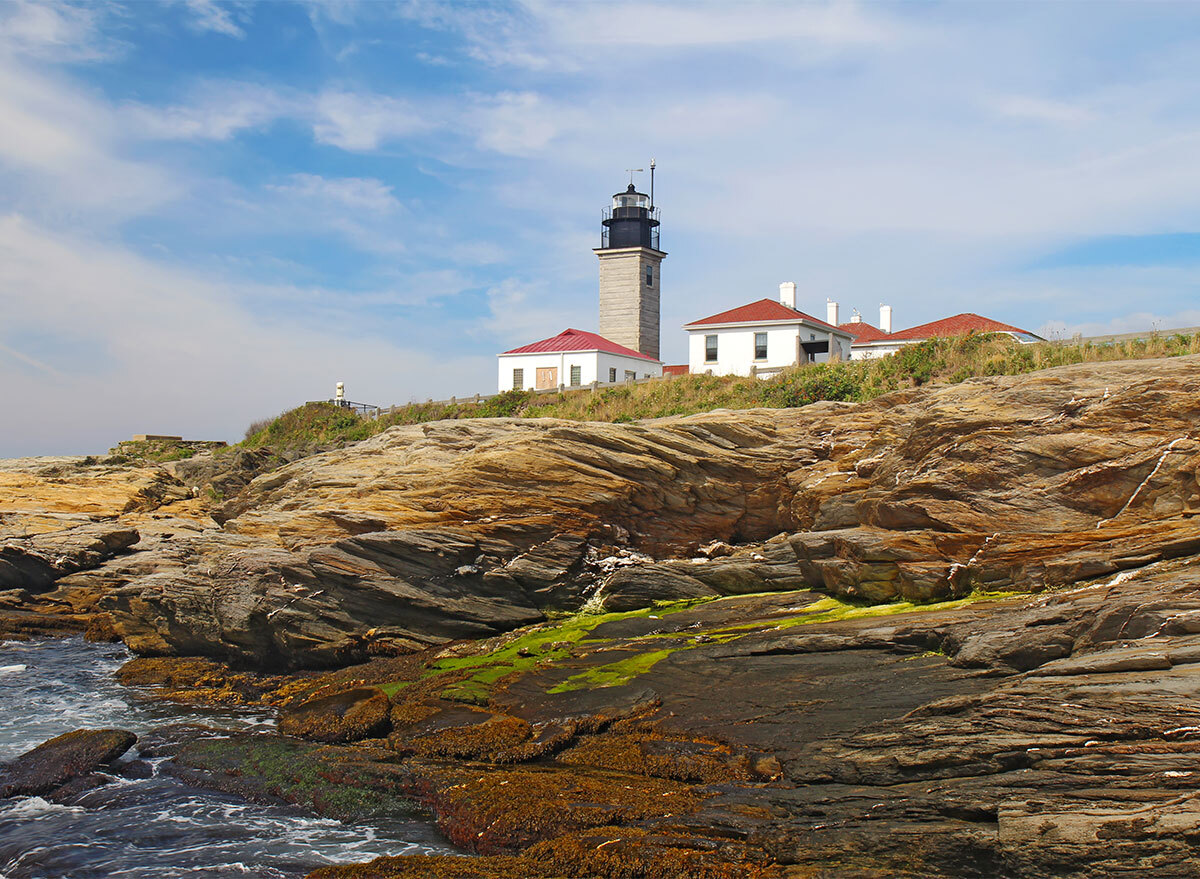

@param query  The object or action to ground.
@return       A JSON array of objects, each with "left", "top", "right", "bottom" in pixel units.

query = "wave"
[{"left": 0, "top": 797, "right": 84, "bottom": 819}]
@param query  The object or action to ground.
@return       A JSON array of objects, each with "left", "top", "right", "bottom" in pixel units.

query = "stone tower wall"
[{"left": 597, "top": 247, "right": 664, "bottom": 361}]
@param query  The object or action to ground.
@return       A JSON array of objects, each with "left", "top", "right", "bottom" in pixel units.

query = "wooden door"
[{"left": 536, "top": 366, "right": 558, "bottom": 389}]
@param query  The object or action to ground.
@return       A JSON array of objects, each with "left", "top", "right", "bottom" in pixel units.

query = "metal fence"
[{"left": 361, "top": 373, "right": 674, "bottom": 421}]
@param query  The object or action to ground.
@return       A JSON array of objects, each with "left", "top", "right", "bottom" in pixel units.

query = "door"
[{"left": 536, "top": 366, "right": 558, "bottom": 389}]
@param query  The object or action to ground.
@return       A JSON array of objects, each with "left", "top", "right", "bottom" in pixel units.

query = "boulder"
[
  {"left": 279, "top": 687, "right": 392, "bottom": 743},
  {"left": 0, "top": 728, "right": 136, "bottom": 798}
]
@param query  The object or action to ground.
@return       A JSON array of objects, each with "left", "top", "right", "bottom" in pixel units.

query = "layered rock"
[
  {"left": 2, "top": 356, "right": 1198, "bottom": 668},
  {"left": 0, "top": 728, "right": 136, "bottom": 799},
  {"left": 134, "top": 552, "right": 1200, "bottom": 877}
]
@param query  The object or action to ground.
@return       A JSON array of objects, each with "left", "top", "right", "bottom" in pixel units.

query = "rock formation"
[
  {"left": 0, "top": 728, "right": 136, "bottom": 799},
  {"left": 4, "top": 355, "right": 1200, "bottom": 876},
  {"left": 2, "top": 356, "right": 1199, "bottom": 667}
]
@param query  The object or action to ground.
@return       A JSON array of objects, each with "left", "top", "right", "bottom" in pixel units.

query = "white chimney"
[
  {"left": 850, "top": 309, "right": 862, "bottom": 324},
  {"left": 879, "top": 304, "right": 893, "bottom": 334},
  {"left": 779, "top": 281, "right": 796, "bottom": 309},
  {"left": 826, "top": 298, "right": 839, "bottom": 326}
]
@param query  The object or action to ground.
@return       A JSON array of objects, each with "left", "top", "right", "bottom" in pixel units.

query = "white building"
[
  {"left": 497, "top": 328, "right": 662, "bottom": 392},
  {"left": 835, "top": 306, "right": 1043, "bottom": 360},
  {"left": 835, "top": 305, "right": 903, "bottom": 360},
  {"left": 683, "top": 283, "right": 855, "bottom": 377},
  {"left": 497, "top": 174, "right": 667, "bottom": 392}
]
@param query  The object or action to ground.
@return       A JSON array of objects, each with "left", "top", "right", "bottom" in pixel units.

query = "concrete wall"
[
  {"left": 497, "top": 351, "right": 662, "bottom": 392},
  {"left": 597, "top": 247, "right": 663, "bottom": 361},
  {"left": 686, "top": 324, "right": 850, "bottom": 376},
  {"left": 848, "top": 343, "right": 904, "bottom": 361}
]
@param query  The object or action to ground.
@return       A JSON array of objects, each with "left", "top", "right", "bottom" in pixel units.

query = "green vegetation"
[
  {"left": 240, "top": 332, "right": 1200, "bottom": 451},
  {"left": 241, "top": 401, "right": 378, "bottom": 451},
  {"left": 373, "top": 599, "right": 712, "bottom": 705},
  {"left": 392, "top": 588, "right": 1019, "bottom": 701},
  {"left": 181, "top": 736, "right": 412, "bottom": 822},
  {"left": 104, "top": 437, "right": 224, "bottom": 464},
  {"left": 546, "top": 590, "right": 1016, "bottom": 693},
  {"left": 548, "top": 649, "right": 675, "bottom": 694}
]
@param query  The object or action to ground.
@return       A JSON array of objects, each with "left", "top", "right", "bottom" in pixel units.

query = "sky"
[{"left": 2, "top": 0, "right": 1200, "bottom": 456}]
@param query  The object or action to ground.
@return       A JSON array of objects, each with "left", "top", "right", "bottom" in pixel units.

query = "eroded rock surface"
[
  {"left": 7, "top": 354, "right": 1191, "bottom": 876},
  {"left": 131, "top": 554, "right": 1200, "bottom": 877},
  {"left": 0, "top": 728, "right": 136, "bottom": 799},
  {"left": 2, "top": 356, "right": 1198, "bottom": 668}
]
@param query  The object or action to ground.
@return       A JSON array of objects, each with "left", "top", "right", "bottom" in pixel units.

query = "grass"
[
  {"left": 103, "top": 438, "right": 224, "bottom": 464},
  {"left": 238, "top": 332, "right": 1200, "bottom": 454},
  {"left": 241, "top": 401, "right": 378, "bottom": 452}
]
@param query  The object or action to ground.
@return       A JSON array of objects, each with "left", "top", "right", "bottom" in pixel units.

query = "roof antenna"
[{"left": 649, "top": 158, "right": 656, "bottom": 209}]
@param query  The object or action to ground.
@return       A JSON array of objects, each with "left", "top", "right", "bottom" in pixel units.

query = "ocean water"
[{"left": 0, "top": 637, "right": 451, "bottom": 879}]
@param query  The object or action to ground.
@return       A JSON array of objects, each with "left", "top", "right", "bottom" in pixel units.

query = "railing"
[
  {"left": 361, "top": 373, "right": 675, "bottom": 421},
  {"left": 600, "top": 206, "right": 661, "bottom": 250},
  {"left": 1069, "top": 326, "right": 1200, "bottom": 345},
  {"left": 329, "top": 398, "right": 378, "bottom": 415}
]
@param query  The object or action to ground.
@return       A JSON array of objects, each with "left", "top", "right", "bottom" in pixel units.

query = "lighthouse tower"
[{"left": 595, "top": 170, "right": 666, "bottom": 361}]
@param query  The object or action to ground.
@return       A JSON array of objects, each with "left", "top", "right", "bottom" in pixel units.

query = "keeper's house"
[
  {"left": 683, "top": 282, "right": 854, "bottom": 377},
  {"left": 498, "top": 328, "right": 662, "bottom": 392},
  {"left": 836, "top": 305, "right": 1044, "bottom": 360}
]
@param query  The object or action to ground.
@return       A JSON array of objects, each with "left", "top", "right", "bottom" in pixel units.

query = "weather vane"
[{"left": 625, "top": 167, "right": 644, "bottom": 186}]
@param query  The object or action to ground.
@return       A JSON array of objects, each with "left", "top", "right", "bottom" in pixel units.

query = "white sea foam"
[{"left": 0, "top": 797, "right": 84, "bottom": 818}]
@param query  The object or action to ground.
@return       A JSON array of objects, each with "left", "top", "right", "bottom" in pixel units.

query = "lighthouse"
[{"left": 595, "top": 165, "right": 666, "bottom": 361}]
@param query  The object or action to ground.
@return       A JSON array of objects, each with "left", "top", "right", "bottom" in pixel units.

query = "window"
[
  {"left": 645, "top": 265, "right": 654, "bottom": 287},
  {"left": 705, "top": 334, "right": 718, "bottom": 362},
  {"left": 644, "top": 373, "right": 650, "bottom": 379},
  {"left": 754, "top": 332, "right": 768, "bottom": 360},
  {"left": 512, "top": 368, "right": 524, "bottom": 390},
  {"left": 570, "top": 365, "right": 582, "bottom": 386},
  {"left": 609, "top": 367, "right": 617, "bottom": 382},
  {"left": 624, "top": 370, "right": 636, "bottom": 382}
]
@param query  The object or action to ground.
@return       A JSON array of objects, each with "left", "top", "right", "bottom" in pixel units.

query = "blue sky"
[{"left": 2, "top": 0, "right": 1200, "bottom": 456}]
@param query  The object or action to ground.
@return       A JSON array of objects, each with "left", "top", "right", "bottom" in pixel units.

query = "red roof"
[
  {"left": 886, "top": 313, "right": 1037, "bottom": 341},
  {"left": 838, "top": 320, "right": 891, "bottom": 343},
  {"left": 501, "top": 328, "right": 658, "bottom": 362},
  {"left": 685, "top": 298, "right": 844, "bottom": 332},
  {"left": 662, "top": 364, "right": 689, "bottom": 377}
]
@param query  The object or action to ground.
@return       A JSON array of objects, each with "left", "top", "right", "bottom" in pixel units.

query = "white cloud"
[
  {"left": 1038, "top": 310, "right": 1200, "bottom": 339},
  {"left": 993, "top": 95, "right": 1096, "bottom": 125},
  {"left": 121, "top": 83, "right": 289, "bottom": 140},
  {"left": 470, "top": 91, "right": 561, "bottom": 156},
  {"left": 267, "top": 174, "right": 401, "bottom": 214},
  {"left": 312, "top": 90, "right": 431, "bottom": 151},
  {"left": 422, "top": 0, "right": 908, "bottom": 70},
  {"left": 0, "top": 341, "right": 62, "bottom": 378},
  {"left": 0, "top": 215, "right": 487, "bottom": 456},
  {"left": 531, "top": 0, "right": 903, "bottom": 49},
  {"left": 479, "top": 277, "right": 592, "bottom": 346},
  {"left": 183, "top": 0, "right": 249, "bottom": 39},
  {"left": 0, "top": 0, "right": 116, "bottom": 61},
  {"left": 0, "top": 60, "right": 183, "bottom": 219}
]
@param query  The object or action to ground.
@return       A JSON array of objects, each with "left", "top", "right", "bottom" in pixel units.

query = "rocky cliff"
[
  {"left": 4, "top": 355, "right": 1200, "bottom": 877},
  {"left": 2, "top": 356, "right": 1198, "bottom": 666}
]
